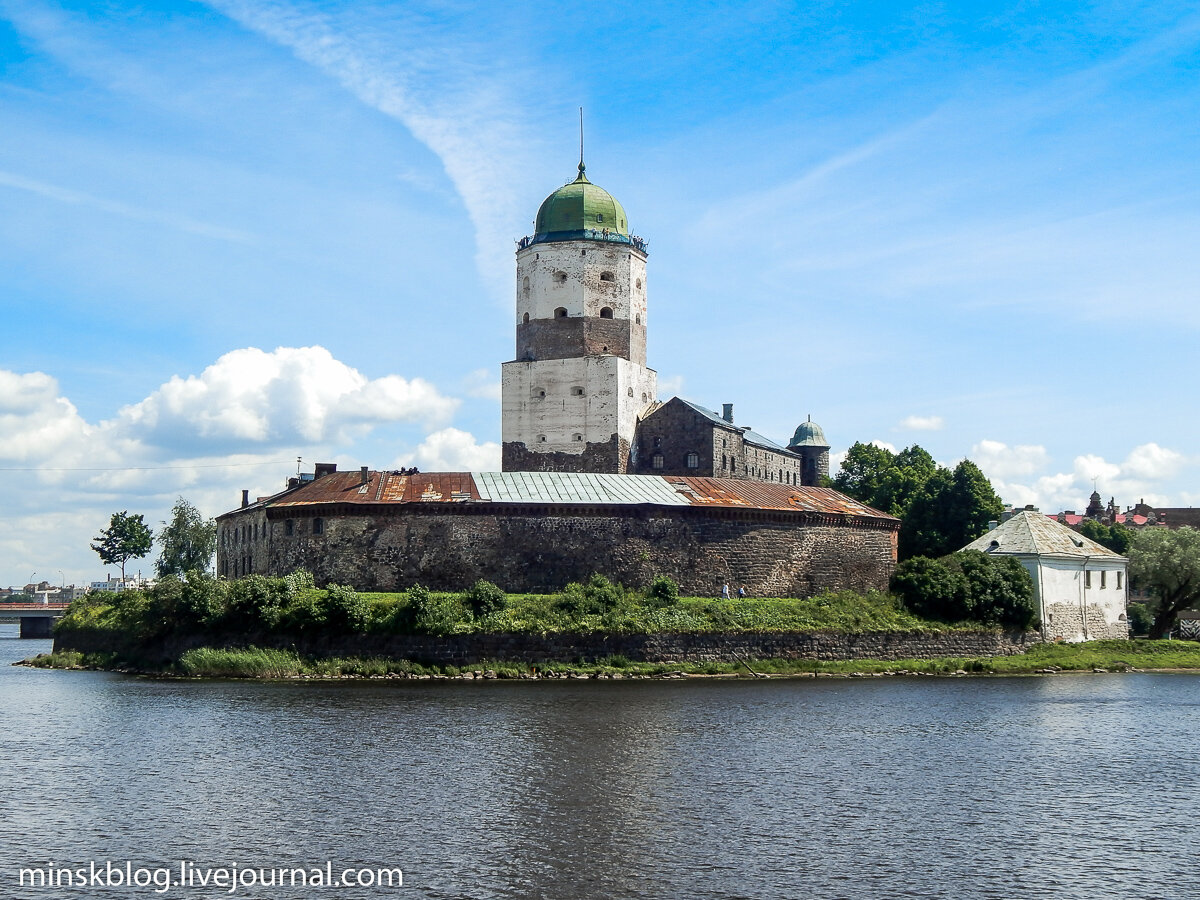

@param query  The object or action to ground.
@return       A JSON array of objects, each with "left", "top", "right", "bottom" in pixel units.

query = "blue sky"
[{"left": 2, "top": 0, "right": 1199, "bottom": 587}]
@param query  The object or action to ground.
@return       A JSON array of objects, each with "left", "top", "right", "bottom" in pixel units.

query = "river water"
[{"left": 2, "top": 625, "right": 1197, "bottom": 899}]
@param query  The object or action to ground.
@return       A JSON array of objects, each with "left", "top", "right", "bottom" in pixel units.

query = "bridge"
[{"left": 0, "top": 603, "right": 71, "bottom": 638}]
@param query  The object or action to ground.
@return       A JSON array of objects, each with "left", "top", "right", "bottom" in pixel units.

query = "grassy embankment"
[{"left": 25, "top": 640, "right": 1200, "bottom": 680}]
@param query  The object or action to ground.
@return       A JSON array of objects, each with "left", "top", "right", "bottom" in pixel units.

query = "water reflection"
[{"left": 2, "top": 633, "right": 1199, "bottom": 899}]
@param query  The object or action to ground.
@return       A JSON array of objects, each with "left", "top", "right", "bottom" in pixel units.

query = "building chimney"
[
  {"left": 722, "top": 403, "right": 734, "bottom": 423},
  {"left": 987, "top": 520, "right": 998, "bottom": 531},
  {"left": 360, "top": 466, "right": 369, "bottom": 485},
  {"left": 241, "top": 489, "right": 249, "bottom": 508}
]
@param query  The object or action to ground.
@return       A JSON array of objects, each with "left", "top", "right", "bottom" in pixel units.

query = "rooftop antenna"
[
  {"left": 578, "top": 106, "right": 586, "bottom": 179},
  {"left": 297, "top": 456, "right": 302, "bottom": 475}
]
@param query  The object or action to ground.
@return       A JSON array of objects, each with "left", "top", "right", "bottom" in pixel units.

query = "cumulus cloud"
[
  {"left": 462, "top": 368, "right": 502, "bottom": 402},
  {"left": 117, "top": 346, "right": 457, "bottom": 450},
  {"left": 400, "top": 427, "right": 500, "bottom": 472},
  {"left": 0, "top": 371, "right": 92, "bottom": 463},
  {"left": 898, "top": 414, "right": 944, "bottom": 431},
  {"left": 972, "top": 439, "right": 1050, "bottom": 479}
]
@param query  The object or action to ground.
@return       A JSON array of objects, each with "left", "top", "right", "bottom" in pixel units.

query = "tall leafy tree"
[
  {"left": 91, "top": 511, "right": 154, "bottom": 582},
  {"left": 900, "top": 461, "right": 1003, "bottom": 558},
  {"left": 156, "top": 497, "right": 218, "bottom": 577},
  {"left": 1078, "top": 519, "right": 1134, "bottom": 555},
  {"left": 1128, "top": 526, "right": 1200, "bottom": 638}
]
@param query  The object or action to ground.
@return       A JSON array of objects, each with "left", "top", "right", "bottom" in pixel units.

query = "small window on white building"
[
  {"left": 652, "top": 452, "right": 664, "bottom": 470},
  {"left": 635, "top": 314, "right": 641, "bottom": 324},
  {"left": 536, "top": 434, "right": 547, "bottom": 443},
  {"left": 686, "top": 452, "right": 699, "bottom": 469},
  {"left": 600, "top": 271, "right": 615, "bottom": 282},
  {"left": 571, "top": 386, "right": 584, "bottom": 396},
  {"left": 553, "top": 271, "right": 567, "bottom": 285},
  {"left": 523, "top": 312, "right": 530, "bottom": 324},
  {"left": 627, "top": 387, "right": 634, "bottom": 397},
  {"left": 522, "top": 276, "right": 530, "bottom": 296},
  {"left": 635, "top": 278, "right": 642, "bottom": 290},
  {"left": 1117, "top": 571, "right": 1123, "bottom": 589},
  {"left": 573, "top": 433, "right": 583, "bottom": 441},
  {"left": 554, "top": 307, "right": 568, "bottom": 318},
  {"left": 1101, "top": 570, "right": 1107, "bottom": 588},
  {"left": 1085, "top": 570, "right": 1092, "bottom": 589},
  {"left": 599, "top": 307, "right": 614, "bottom": 319}
]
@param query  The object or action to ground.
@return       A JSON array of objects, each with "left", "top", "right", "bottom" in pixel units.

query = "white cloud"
[
  {"left": 972, "top": 439, "right": 1050, "bottom": 479},
  {"left": 399, "top": 427, "right": 500, "bottom": 472},
  {"left": 898, "top": 414, "right": 944, "bottom": 431},
  {"left": 462, "top": 368, "right": 502, "bottom": 402},
  {"left": 1120, "top": 442, "right": 1185, "bottom": 480},
  {"left": 656, "top": 374, "right": 686, "bottom": 398},
  {"left": 116, "top": 346, "right": 457, "bottom": 450},
  {"left": 868, "top": 439, "right": 897, "bottom": 453},
  {"left": 205, "top": 0, "right": 539, "bottom": 299}
]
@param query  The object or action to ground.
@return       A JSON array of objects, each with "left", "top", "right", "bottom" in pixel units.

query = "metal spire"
[{"left": 577, "top": 106, "right": 586, "bottom": 180}]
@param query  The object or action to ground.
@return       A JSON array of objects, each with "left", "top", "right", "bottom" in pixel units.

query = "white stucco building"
[{"left": 963, "top": 509, "right": 1129, "bottom": 641}]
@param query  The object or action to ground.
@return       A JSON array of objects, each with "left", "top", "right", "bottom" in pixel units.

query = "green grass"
[{"left": 25, "top": 640, "right": 1200, "bottom": 680}]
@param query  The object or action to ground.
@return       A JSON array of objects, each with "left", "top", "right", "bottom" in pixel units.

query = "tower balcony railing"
[{"left": 516, "top": 232, "right": 650, "bottom": 254}]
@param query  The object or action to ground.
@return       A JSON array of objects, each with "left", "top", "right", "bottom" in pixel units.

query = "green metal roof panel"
[{"left": 533, "top": 170, "right": 630, "bottom": 242}]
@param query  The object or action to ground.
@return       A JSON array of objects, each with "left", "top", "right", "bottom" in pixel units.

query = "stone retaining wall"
[{"left": 57, "top": 628, "right": 1041, "bottom": 667}]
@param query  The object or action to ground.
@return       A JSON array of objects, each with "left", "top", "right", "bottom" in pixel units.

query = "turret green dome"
[
  {"left": 532, "top": 163, "right": 632, "bottom": 245},
  {"left": 788, "top": 417, "right": 829, "bottom": 450}
]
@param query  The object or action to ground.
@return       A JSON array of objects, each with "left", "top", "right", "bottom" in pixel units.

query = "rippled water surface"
[{"left": 2, "top": 626, "right": 1198, "bottom": 899}]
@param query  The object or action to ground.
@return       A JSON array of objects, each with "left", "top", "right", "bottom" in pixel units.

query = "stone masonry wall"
[
  {"left": 1044, "top": 602, "right": 1129, "bottom": 642},
  {"left": 57, "top": 627, "right": 1040, "bottom": 668},
  {"left": 252, "top": 505, "right": 897, "bottom": 597}
]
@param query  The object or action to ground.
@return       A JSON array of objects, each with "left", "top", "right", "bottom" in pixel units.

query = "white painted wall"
[{"left": 1017, "top": 555, "right": 1129, "bottom": 641}]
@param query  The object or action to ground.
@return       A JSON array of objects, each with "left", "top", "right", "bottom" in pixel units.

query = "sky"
[{"left": 2, "top": 0, "right": 1199, "bottom": 588}]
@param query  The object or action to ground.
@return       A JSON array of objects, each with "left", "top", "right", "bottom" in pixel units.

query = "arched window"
[
  {"left": 285, "top": 519, "right": 294, "bottom": 536},
  {"left": 571, "top": 386, "right": 584, "bottom": 396},
  {"left": 522, "top": 276, "right": 530, "bottom": 296},
  {"left": 599, "top": 307, "right": 613, "bottom": 319},
  {"left": 536, "top": 434, "right": 547, "bottom": 443},
  {"left": 686, "top": 452, "right": 699, "bottom": 469},
  {"left": 573, "top": 433, "right": 583, "bottom": 441},
  {"left": 651, "top": 452, "right": 664, "bottom": 470},
  {"left": 522, "top": 312, "right": 529, "bottom": 324},
  {"left": 554, "top": 307, "right": 568, "bottom": 318},
  {"left": 635, "top": 278, "right": 642, "bottom": 290},
  {"left": 312, "top": 517, "right": 324, "bottom": 535},
  {"left": 600, "top": 271, "right": 615, "bottom": 283},
  {"left": 553, "top": 271, "right": 567, "bottom": 285}
]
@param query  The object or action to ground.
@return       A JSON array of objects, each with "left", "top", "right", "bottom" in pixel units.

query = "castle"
[
  {"left": 501, "top": 157, "right": 829, "bottom": 483},
  {"left": 214, "top": 160, "right": 896, "bottom": 597}
]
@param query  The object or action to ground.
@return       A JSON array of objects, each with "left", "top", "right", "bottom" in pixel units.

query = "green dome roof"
[
  {"left": 532, "top": 164, "right": 631, "bottom": 245},
  {"left": 788, "top": 417, "right": 829, "bottom": 450}
]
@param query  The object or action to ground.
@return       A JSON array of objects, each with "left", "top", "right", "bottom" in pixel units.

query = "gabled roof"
[
  {"left": 963, "top": 510, "right": 1126, "bottom": 560},
  {"left": 674, "top": 399, "right": 799, "bottom": 456}
]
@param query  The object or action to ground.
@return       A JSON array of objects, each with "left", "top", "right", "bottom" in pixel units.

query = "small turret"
[{"left": 788, "top": 415, "right": 830, "bottom": 486}]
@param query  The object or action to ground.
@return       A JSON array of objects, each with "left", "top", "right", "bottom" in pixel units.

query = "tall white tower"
[{"left": 501, "top": 160, "right": 656, "bottom": 473}]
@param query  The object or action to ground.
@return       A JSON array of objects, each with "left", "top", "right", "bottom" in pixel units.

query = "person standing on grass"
[{"left": 721, "top": 583, "right": 730, "bottom": 599}]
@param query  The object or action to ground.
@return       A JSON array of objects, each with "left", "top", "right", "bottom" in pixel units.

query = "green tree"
[
  {"left": 1078, "top": 519, "right": 1134, "bottom": 556},
  {"left": 91, "top": 511, "right": 154, "bottom": 582},
  {"left": 1128, "top": 526, "right": 1200, "bottom": 638},
  {"left": 900, "top": 461, "right": 1003, "bottom": 559},
  {"left": 156, "top": 497, "right": 217, "bottom": 577}
]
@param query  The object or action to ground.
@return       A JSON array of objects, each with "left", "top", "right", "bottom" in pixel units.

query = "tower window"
[
  {"left": 635, "top": 278, "right": 642, "bottom": 290},
  {"left": 555, "top": 307, "right": 568, "bottom": 318},
  {"left": 627, "top": 387, "right": 634, "bottom": 397},
  {"left": 686, "top": 452, "right": 699, "bottom": 469},
  {"left": 635, "top": 314, "right": 641, "bottom": 325},
  {"left": 522, "top": 276, "right": 530, "bottom": 296},
  {"left": 573, "top": 433, "right": 583, "bottom": 441},
  {"left": 652, "top": 453, "right": 664, "bottom": 470},
  {"left": 600, "top": 271, "right": 615, "bottom": 283},
  {"left": 553, "top": 271, "right": 567, "bottom": 285},
  {"left": 312, "top": 517, "right": 324, "bottom": 535},
  {"left": 571, "top": 386, "right": 584, "bottom": 396},
  {"left": 522, "top": 312, "right": 529, "bottom": 324},
  {"left": 536, "top": 434, "right": 547, "bottom": 443},
  {"left": 600, "top": 307, "right": 613, "bottom": 319},
  {"left": 596, "top": 213, "right": 604, "bottom": 223}
]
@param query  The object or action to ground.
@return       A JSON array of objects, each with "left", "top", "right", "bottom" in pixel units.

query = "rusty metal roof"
[{"left": 250, "top": 469, "right": 895, "bottom": 523}]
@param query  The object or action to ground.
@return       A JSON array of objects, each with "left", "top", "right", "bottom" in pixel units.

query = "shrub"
[
  {"left": 463, "top": 580, "right": 507, "bottom": 618},
  {"left": 409, "top": 584, "right": 464, "bottom": 635},
  {"left": 318, "top": 584, "right": 370, "bottom": 632},
  {"left": 559, "top": 574, "right": 625, "bottom": 616},
  {"left": 224, "top": 575, "right": 287, "bottom": 631},
  {"left": 179, "top": 571, "right": 228, "bottom": 629},
  {"left": 645, "top": 575, "right": 680, "bottom": 608},
  {"left": 1127, "top": 601, "right": 1153, "bottom": 635},
  {"left": 891, "top": 551, "right": 1035, "bottom": 629},
  {"left": 890, "top": 556, "right": 969, "bottom": 622}
]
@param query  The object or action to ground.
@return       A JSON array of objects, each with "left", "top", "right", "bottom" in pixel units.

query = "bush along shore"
[{"left": 25, "top": 570, "right": 1200, "bottom": 679}]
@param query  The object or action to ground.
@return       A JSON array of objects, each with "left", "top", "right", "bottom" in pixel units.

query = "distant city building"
[
  {"left": 964, "top": 509, "right": 1128, "bottom": 641},
  {"left": 1055, "top": 492, "right": 1199, "bottom": 530}
]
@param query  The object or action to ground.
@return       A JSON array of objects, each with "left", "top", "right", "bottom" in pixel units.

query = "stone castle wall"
[
  {"left": 1044, "top": 602, "right": 1129, "bottom": 642},
  {"left": 235, "top": 504, "right": 897, "bottom": 596}
]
